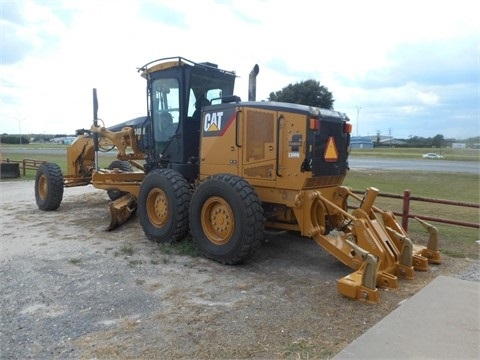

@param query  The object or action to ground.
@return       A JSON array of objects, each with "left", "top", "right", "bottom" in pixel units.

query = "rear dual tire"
[
  {"left": 138, "top": 170, "right": 264, "bottom": 264},
  {"left": 189, "top": 174, "right": 264, "bottom": 264}
]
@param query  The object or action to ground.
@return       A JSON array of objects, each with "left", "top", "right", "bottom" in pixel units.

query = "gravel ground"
[{"left": 0, "top": 180, "right": 478, "bottom": 359}]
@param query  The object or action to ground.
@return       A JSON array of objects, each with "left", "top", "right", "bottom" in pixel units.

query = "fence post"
[
  {"left": 402, "top": 189, "right": 411, "bottom": 231},
  {"left": 22, "top": 159, "right": 26, "bottom": 176}
]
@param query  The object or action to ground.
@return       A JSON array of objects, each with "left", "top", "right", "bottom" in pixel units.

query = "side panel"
[
  {"left": 199, "top": 105, "right": 240, "bottom": 179},
  {"left": 274, "top": 112, "right": 309, "bottom": 191},
  {"left": 200, "top": 104, "right": 312, "bottom": 192}
]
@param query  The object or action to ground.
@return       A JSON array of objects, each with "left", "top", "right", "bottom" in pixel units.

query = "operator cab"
[{"left": 139, "top": 57, "right": 237, "bottom": 180}]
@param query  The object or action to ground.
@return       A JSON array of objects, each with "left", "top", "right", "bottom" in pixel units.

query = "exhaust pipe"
[
  {"left": 248, "top": 64, "right": 259, "bottom": 101},
  {"left": 92, "top": 88, "right": 99, "bottom": 171}
]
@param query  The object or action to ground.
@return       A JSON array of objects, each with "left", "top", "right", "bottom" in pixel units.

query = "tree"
[
  {"left": 431, "top": 134, "right": 445, "bottom": 148},
  {"left": 268, "top": 79, "right": 334, "bottom": 109}
]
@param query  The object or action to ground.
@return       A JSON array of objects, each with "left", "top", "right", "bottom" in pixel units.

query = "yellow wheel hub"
[
  {"left": 201, "top": 196, "right": 234, "bottom": 245},
  {"left": 146, "top": 188, "right": 169, "bottom": 228},
  {"left": 38, "top": 175, "right": 48, "bottom": 200}
]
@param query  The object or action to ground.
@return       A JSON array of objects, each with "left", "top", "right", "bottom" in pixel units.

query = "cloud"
[{"left": 0, "top": 0, "right": 478, "bottom": 140}]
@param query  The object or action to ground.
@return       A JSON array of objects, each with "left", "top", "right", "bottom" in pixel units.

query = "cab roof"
[{"left": 138, "top": 56, "right": 236, "bottom": 78}]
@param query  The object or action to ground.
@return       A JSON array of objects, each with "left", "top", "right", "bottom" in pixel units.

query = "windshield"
[{"left": 152, "top": 78, "right": 179, "bottom": 143}]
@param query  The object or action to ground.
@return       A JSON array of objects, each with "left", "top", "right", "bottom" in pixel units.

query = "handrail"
[{"left": 275, "top": 115, "right": 284, "bottom": 177}]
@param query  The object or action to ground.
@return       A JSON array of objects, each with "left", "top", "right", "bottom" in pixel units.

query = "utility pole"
[
  {"left": 15, "top": 118, "right": 24, "bottom": 145},
  {"left": 355, "top": 106, "right": 361, "bottom": 138}
]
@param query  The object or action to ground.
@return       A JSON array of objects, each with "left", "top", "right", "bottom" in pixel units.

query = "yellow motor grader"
[{"left": 35, "top": 57, "right": 441, "bottom": 303}]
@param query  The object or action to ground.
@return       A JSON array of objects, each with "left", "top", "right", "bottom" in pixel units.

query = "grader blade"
[{"left": 107, "top": 194, "right": 137, "bottom": 231}]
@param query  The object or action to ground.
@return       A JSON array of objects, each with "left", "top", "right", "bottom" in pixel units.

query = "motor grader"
[{"left": 35, "top": 56, "right": 441, "bottom": 303}]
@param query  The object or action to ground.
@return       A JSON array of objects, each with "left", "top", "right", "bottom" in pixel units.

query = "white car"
[{"left": 422, "top": 153, "right": 444, "bottom": 159}]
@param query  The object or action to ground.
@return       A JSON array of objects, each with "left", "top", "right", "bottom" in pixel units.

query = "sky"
[{"left": 0, "top": 0, "right": 479, "bottom": 140}]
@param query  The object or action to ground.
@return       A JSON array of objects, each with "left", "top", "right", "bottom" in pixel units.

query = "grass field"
[
  {"left": 343, "top": 169, "right": 479, "bottom": 259},
  {"left": 350, "top": 146, "right": 479, "bottom": 161},
  {"left": 2, "top": 144, "right": 479, "bottom": 258},
  {"left": 0, "top": 144, "right": 117, "bottom": 180}
]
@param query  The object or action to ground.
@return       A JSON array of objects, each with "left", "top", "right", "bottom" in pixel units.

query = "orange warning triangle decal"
[{"left": 324, "top": 136, "right": 338, "bottom": 162}]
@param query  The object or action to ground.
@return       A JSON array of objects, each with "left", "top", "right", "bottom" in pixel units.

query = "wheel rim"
[
  {"left": 38, "top": 174, "right": 48, "bottom": 200},
  {"left": 146, "top": 188, "right": 169, "bottom": 228},
  {"left": 201, "top": 196, "right": 234, "bottom": 245}
]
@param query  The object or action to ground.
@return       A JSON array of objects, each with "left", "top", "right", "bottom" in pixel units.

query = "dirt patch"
[{"left": 0, "top": 181, "right": 477, "bottom": 359}]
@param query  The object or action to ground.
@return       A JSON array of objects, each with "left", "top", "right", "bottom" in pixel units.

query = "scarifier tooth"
[
  {"left": 386, "top": 226, "right": 414, "bottom": 268},
  {"left": 415, "top": 217, "right": 442, "bottom": 264},
  {"left": 415, "top": 217, "right": 439, "bottom": 252},
  {"left": 345, "top": 240, "right": 377, "bottom": 290}
]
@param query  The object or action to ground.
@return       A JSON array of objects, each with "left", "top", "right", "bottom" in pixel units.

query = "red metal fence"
[
  {"left": 1, "top": 158, "right": 46, "bottom": 176},
  {"left": 353, "top": 189, "right": 480, "bottom": 231}
]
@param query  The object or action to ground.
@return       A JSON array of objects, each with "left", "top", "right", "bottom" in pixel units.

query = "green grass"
[
  {"left": 0, "top": 143, "right": 117, "bottom": 180},
  {"left": 157, "top": 237, "right": 198, "bottom": 258},
  {"left": 68, "top": 258, "right": 82, "bottom": 265},
  {"left": 350, "top": 147, "right": 479, "bottom": 161},
  {"left": 343, "top": 170, "right": 479, "bottom": 203},
  {"left": 344, "top": 169, "right": 479, "bottom": 259},
  {"left": 114, "top": 244, "right": 135, "bottom": 257}
]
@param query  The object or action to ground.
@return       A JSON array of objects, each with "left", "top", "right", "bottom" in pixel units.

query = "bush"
[{"left": 0, "top": 135, "right": 30, "bottom": 144}]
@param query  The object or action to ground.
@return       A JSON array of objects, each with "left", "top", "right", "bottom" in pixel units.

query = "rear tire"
[
  {"left": 138, "top": 169, "right": 190, "bottom": 243},
  {"left": 189, "top": 174, "right": 264, "bottom": 264},
  {"left": 107, "top": 160, "right": 133, "bottom": 201},
  {"left": 35, "top": 163, "right": 64, "bottom": 211}
]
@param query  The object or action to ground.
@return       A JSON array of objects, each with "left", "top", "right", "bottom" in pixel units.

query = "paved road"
[{"left": 349, "top": 157, "right": 479, "bottom": 174}]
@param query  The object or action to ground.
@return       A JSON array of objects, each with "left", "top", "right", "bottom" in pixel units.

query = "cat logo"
[
  {"left": 202, "top": 107, "right": 236, "bottom": 137},
  {"left": 204, "top": 112, "right": 224, "bottom": 132},
  {"left": 324, "top": 136, "right": 338, "bottom": 162}
]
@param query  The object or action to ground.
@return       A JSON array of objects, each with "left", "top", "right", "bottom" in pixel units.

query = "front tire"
[
  {"left": 35, "top": 163, "right": 64, "bottom": 210},
  {"left": 189, "top": 174, "right": 264, "bottom": 264},
  {"left": 138, "top": 169, "right": 190, "bottom": 243}
]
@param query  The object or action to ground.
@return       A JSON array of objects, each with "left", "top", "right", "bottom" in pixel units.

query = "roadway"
[{"left": 349, "top": 157, "right": 479, "bottom": 174}]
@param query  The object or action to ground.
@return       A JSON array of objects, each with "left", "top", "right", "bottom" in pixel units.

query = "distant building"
[
  {"left": 379, "top": 138, "right": 407, "bottom": 146},
  {"left": 452, "top": 143, "right": 466, "bottom": 149},
  {"left": 350, "top": 136, "right": 373, "bottom": 149},
  {"left": 50, "top": 136, "right": 76, "bottom": 145}
]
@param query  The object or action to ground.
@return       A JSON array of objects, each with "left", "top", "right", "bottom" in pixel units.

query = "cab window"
[{"left": 152, "top": 78, "right": 179, "bottom": 142}]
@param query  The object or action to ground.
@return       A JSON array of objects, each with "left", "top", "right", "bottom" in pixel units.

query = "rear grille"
[
  {"left": 310, "top": 119, "right": 349, "bottom": 177},
  {"left": 304, "top": 175, "right": 345, "bottom": 189}
]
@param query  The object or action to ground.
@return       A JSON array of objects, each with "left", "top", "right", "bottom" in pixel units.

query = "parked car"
[{"left": 422, "top": 153, "right": 444, "bottom": 159}]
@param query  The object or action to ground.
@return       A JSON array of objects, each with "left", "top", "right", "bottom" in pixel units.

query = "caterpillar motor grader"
[{"left": 35, "top": 56, "right": 441, "bottom": 303}]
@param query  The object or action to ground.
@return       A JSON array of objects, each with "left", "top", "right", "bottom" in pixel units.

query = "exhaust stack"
[{"left": 248, "top": 64, "right": 259, "bottom": 101}]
